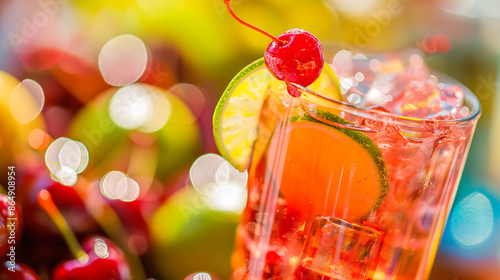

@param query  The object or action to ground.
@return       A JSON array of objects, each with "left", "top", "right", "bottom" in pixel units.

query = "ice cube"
[
  {"left": 296, "top": 216, "right": 382, "bottom": 280},
  {"left": 385, "top": 80, "right": 464, "bottom": 119},
  {"left": 332, "top": 49, "right": 430, "bottom": 108}
]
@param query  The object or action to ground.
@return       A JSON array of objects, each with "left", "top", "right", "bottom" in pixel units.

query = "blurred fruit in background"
[
  {"left": 0, "top": 71, "right": 46, "bottom": 183},
  {"left": 66, "top": 83, "right": 201, "bottom": 181},
  {"left": 149, "top": 186, "right": 239, "bottom": 279}
]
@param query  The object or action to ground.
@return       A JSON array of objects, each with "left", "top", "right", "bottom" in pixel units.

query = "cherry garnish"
[
  {"left": 265, "top": 29, "right": 324, "bottom": 97},
  {"left": 225, "top": 0, "right": 324, "bottom": 97}
]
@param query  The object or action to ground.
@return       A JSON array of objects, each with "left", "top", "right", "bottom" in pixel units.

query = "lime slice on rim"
[{"left": 213, "top": 58, "right": 341, "bottom": 171}]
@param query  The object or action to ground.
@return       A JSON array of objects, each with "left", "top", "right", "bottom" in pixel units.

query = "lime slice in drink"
[
  {"left": 268, "top": 113, "right": 389, "bottom": 220},
  {"left": 213, "top": 58, "right": 340, "bottom": 171}
]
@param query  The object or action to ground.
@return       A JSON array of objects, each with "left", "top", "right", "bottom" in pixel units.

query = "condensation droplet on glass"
[
  {"left": 428, "top": 75, "right": 439, "bottom": 86},
  {"left": 9, "top": 79, "right": 45, "bottom": 124},
  {"left": 98, "top": 34, "right": 148, "bottom": 86}
]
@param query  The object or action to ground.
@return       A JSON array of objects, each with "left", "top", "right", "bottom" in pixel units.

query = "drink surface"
[{"left": 230, "top": 50, "right": 480, "bottom": 280}]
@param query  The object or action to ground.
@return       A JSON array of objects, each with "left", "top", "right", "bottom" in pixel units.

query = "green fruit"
[
  {"left": 67, "top": 84, "right": 201, "bottom": 180},
  {"left": 149, "top": 187, "right": 239, "bottom": 279}
]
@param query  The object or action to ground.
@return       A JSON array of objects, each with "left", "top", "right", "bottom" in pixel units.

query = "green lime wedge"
[{"left": 281, "top": 113, "right": 389, "bottom": 218}]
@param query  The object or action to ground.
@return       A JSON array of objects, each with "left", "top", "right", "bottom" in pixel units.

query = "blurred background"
[{"left": 0, "top": 0, "right": 499, "bottom": 279}]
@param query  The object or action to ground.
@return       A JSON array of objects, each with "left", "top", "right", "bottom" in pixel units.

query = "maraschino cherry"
[{"left": 225, "top": 0, "right": 324, "bottom": 97}]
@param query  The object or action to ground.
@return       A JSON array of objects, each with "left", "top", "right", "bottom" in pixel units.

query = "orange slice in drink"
[{"left": 265, "top": 114, "right": 388, "bottom": 221}]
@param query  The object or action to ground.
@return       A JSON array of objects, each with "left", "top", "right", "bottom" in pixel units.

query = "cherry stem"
[
  {"left": 38, "top": 190, "right": 89, "bottom": 264},
  {"left": 225, "top": 0, "right": 285, "bottom": 45}
]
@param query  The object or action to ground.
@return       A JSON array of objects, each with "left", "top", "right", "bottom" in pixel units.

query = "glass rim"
[{"left": 294, "top": 70, "right": 482, "bottom": 128}]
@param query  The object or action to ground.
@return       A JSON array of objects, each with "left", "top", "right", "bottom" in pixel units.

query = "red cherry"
[
  {"left": 0, "top": 194, "right": 22, "bottom": 257},
  {"left": 37, "top": 191, "right": 131, "bottom": 280},
  {"left": 21, "top": 173, "right": 97, "bottom": 237},
  {"left": 107, "top": 199, "right": 150, "bottom": 255},
  {"left": 0, "top": 262, "right": 40, "bottom": 280},
  {"left": 52, "top": 236, "right": 131, "bottom": 280},
  {"left": 265, "top": 29, "right": 324, "bottom": 92},
  {"left": 225, "top": 1, "right": 324, "bottom": 97}
]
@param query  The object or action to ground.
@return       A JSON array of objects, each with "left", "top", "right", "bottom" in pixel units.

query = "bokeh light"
[
  {"left": 450, "top": 192, "right": 494, "bottom": 247},
  {"left": 189, "top": 154, "right": 248, "bottom": 213},
  {"left": 100, "top": 171, "right": 141, "bottom": 202},
  {"left": 9, "top": 79, "right": 44, "bottom": 124},
  {"left": 99, "top": 34, "right": 148, "bottom": 86},
  {"left": 56, "top": 166, "right": 78, "bottom": 186},
  {"left": 440, "top": 0, "right": 500, "bottom": 18},
  {"left": 45, "top": 137, "right": 89, "bottom": 186},
  {"left": 28, "top": 128, "right": 51, "bottom": 150},
  {"left": 327, "top": 0, "right": 379, "bottom": 17},
  {"left": 193, "top": 273, "right": 212, "bottom": 280},
  {"left": 169, "top": 83, "right": 206, "bottom": 122},
  {"left": 109, "top": 84, "right": 171, "bottom": 132}
]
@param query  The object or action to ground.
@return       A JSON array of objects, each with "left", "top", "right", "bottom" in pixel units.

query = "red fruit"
[
  {"left": 22, "top": 173, "right": 97, "bottom": 237},
  {"left": 107, "top": 199, "right": 150, "bottom": 255},
  {"left": 0, "top": 194, "right": 22, "bottom": 257},
  {"left": 225, "top": 1, "right": 324, "bottom": 97},
  {"left": 0, "top": 262, "right": 40, "bottom": 280},
  {"left": 264, "top": 29, "right": 324, "bottom": 92},
  {"left": 52, "top": 236, "right": 131, "bottom": 280}
]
